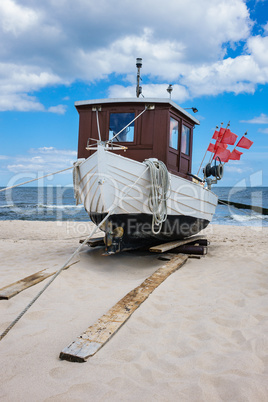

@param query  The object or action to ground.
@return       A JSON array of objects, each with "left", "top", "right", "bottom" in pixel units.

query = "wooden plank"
[
  {"left": 79, "top": 237, "right": 105, "bottom": 247},
  {"left": 171, "top": 245, "right": 207, "bottom": 255},
  {"left": 59, "top": 254, "right": 188, "bottom": 363},
  {"left": 0, "top": 261, "right": 79, "bottom": 300},
  {"left": 149, "top": 235, "right": 204, "bottom": 253}
]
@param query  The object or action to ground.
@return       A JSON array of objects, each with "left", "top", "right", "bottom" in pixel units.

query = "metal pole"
[
  {"left": 197, "top": 125, "right": 218, "bottom": 176},
  {"left": 136, "top": 58, "right": 142, "bottom": 98}
]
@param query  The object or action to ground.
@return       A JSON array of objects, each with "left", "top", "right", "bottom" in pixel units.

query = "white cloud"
[
  {"left": 0, "top": 0, "right": 39, "bottom": 36},
  {"left": 241, "top": 113, "right": 268, "bottom": 124},
  {"left": 2, "top": 147, "right": 77, "bottom": 173},
  {"left": 258, "top": 128, "right": 268, "bottom": 134},
  {"left": 108, "top": 84, "right": 189, "bottom": 102},
  {"left": 31, "top": 147, "right": 76, "bottom": 156},
  {"left": 47, "top": 105, "right": 67, "bottom": 115},
  {"left": 0, "top": 0, "right": 268, "bottom": 110},
  {"left": 182, "top": 53, "right": 268, "bottom": 97},
  {"left": 0, "top": 93, "right": 45, "bottom": 112},
  {"left": 225, "top": 165, "right": 244, "bottom": 174},
  {"left": 224, "top": 160, "right": 254, "bottom": 174},
  {"left": 247, "top": 35, "right": 268, "bottom": 67},
  {"left": 0, "top": 63, "right": 62, "bottom": 111}
]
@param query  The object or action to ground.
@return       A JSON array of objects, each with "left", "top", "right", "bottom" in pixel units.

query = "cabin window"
[
  {"left": 181, "top": 124, "right": 190, "bottom": 155},
  {"left": 109, "top": 113, "right": 135, "bottom": 142},
  {"left": 169, "top": 117, "right": 179, "bottom": 150}
]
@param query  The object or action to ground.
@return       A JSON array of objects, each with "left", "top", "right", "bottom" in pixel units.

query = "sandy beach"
[{"left": 0, "top": 220, "right": 268, "bottom": 401}]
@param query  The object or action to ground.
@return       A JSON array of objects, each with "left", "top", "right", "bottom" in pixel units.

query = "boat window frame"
[
  {"left": 108, "top": 111, "right": 136, "bottom": 144},
  {"left": 169, "top": 116, "right": 180, "bottom": 151},
  {"left": 181, "top": 123, "right": 191, "bottom": 156}
]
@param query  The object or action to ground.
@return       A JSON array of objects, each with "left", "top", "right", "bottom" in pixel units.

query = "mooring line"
[
  {"left": 0, "top": 166, "right": 73, "bottom": 193},
  {"left": 0, "top": 228, "right": 100, "bottom": 341},
  {"left": 0, "top": 166, "right": 149, "bottom": 342}
]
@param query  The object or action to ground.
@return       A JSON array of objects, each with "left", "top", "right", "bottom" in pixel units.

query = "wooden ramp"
[
  {"left": 0, "top": 261, "right": 79, "bottom": 300},
  {"left": 60, "top": 254, "right": 188, "bottom": 363},
  {"left": 149, "top": 235, "right": 204, "bottom": 253}
]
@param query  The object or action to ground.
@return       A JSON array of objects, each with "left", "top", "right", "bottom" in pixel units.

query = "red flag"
[
  {"left": 208, "top": 141, "right": 227, "bottom": 153},
  {"left": 215, "top": 140, "right": 228, "bottom": 149},
  {"left": 207, "top": 143, "right": 216, "bottom": 152},
  {"left": 221, "top": 129, "right": 238, "bottom": 145},
  {"left": 213, "top": 147, "right": 231, "bottom": 163},
  {"left": 212, "top": 130, "right": 219, "bottom": 140},
  {"left": 228, "top": 149, "right": 243, "bottom": 161},
  {"left": 236, "top": 136, "right": 253, "bottom": 149},
  {"left": 219, "top": 127, "right": 225, "bottom": 137}
]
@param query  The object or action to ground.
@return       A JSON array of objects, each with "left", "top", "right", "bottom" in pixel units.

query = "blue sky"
[{"left": 0, "top": 0, "right": 268, "bottom": 188}]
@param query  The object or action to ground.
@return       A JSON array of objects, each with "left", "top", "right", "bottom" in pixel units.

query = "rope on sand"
[{"left": 0, "top": 166, "right": 149, "bottom": 342}]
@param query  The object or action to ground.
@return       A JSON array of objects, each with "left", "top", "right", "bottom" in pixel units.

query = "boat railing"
[{"left": 86, "top": 138, "right": 128, "bottom": 151}]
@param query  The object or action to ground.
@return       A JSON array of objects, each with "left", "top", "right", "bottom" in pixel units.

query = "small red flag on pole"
[
  {"left": 213, "top": 147, "right": 231, "bottom": 163},
  {"left": 212, "top": 130, "right": 219, "bottom": 140},
  {"left": 221, "top": 129, "right": 238, "bottom": 145},
  {"left": 210, "top": 122, "right": 230, "bottom": 163},
  {"left": 236, "top": 136, "right": 253, "bottom": 149},
  {"left": 228, "top": 149, "right": 243, "bottom": 161},
  {"left": 218, "top": 127, "right": 226, "bottom": 137},
  {"left": 215, "top": 141, "right": 228, "bottom": 149},
  {"left": 207, "top": 143, "right": 216, "bottom": 152}
]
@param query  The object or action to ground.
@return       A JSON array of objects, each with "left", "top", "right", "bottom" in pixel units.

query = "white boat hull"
[{"left": 74, "top": 145, "right": 218, "bottom": 252}]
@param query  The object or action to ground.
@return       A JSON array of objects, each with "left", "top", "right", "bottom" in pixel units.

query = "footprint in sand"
[{"left": 49, "top": 366, "right": 72, "bottom": 380}]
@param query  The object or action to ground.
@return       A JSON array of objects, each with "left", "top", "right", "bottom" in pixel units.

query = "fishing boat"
[{"left": 73, "top": 59, "right": 221, "bottom": 253}]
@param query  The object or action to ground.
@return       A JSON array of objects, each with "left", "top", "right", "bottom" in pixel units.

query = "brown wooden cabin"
[{"left": 75, "top": 98, "right": 200, "bottom": 180}]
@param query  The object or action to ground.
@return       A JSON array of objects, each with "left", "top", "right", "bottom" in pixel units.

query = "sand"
[{"left": 0, "top": 220, "right": 268, "bottom": 401}]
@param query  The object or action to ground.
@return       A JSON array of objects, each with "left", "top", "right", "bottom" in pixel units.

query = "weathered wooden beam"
[
  {"left": 196, "top": 239, "right": 209, "bottom": 246},
  {"left": 171, "top": 245, "right": 207, "bottom": 255},
  {"left": 149, "top": 235, "right": 204, "bottom": 253},
  {"left": 59, "top": 254, "right": 188, "bottom": 363},
  {"left": 0, "top": 261, "right": 79, "bottom": 300},
  {"left": 79, "top": 236, "right": 105, "bottom": 247}
]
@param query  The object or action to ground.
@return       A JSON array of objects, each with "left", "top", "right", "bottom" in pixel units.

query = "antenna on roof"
[{"left": 136, "top": 58, "right": 142, "bottom": 98}]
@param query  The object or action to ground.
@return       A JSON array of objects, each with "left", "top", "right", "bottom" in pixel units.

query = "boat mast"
[{"left": 136, "top": 58, "right": 142, "bottom": 98}]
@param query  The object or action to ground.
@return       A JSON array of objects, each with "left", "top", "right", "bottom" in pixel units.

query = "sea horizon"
[{"left": 0, "top": 186, "right": 268, "bottom": 227}]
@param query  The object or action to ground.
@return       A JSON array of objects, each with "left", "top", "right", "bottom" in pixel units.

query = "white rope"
[
  {"left": 73, "top": 161, "right": 83, "bottom": 205},
  {"left": 0, "top": 165, "right": 149, "bottom": 342},
  {"left": 0, "top": 166, "right": 73, "bottom": 193},
  {"left": 145, "top": 159, "right": 170, "bottom": 234},
  {"left": 96, "top": 109, "right": 102, "bottom": 141}
]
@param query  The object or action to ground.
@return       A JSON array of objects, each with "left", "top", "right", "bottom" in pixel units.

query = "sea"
[{"left": 0, "top": 186, "right": 268, "bottom": 227}]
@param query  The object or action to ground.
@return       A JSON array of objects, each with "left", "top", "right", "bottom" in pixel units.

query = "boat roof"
[{"left": 75, "top": 98, "right": 200, "bottom": 125}]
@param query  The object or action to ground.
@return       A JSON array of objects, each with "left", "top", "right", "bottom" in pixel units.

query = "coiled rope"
[{"left": 145, "top": 159, "right": 170, "bottom": 234}]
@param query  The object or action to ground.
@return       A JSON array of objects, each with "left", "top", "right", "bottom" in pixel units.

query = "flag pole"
[{"left": 196, "top": 125, "right": 218, "bottom": 176}]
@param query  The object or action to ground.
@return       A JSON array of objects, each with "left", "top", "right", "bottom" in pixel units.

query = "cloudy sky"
[{"left": 0, "top": 0, "right": 268, "bottom": 187}]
